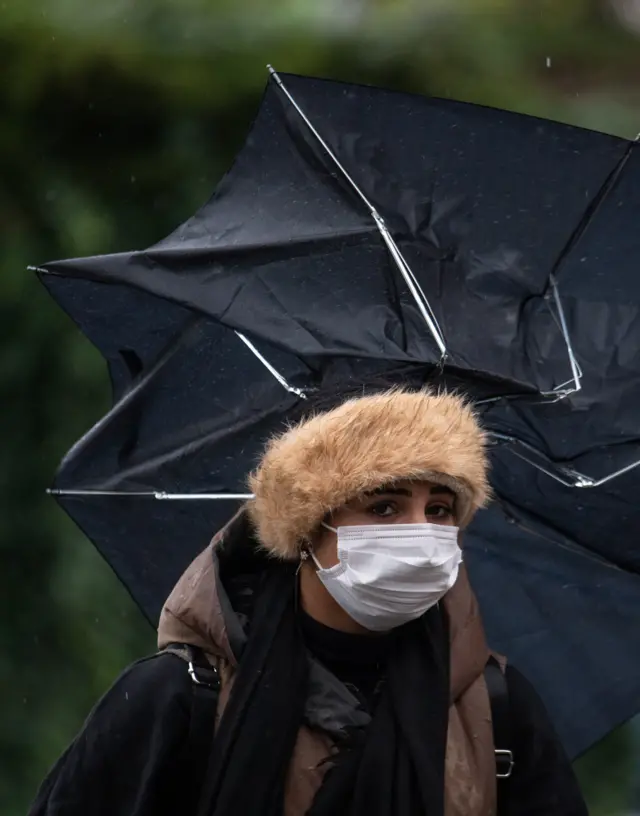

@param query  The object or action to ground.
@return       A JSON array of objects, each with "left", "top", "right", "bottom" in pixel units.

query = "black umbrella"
[{"left": 35, "top": 70, "right": 640, "bottom": 759}]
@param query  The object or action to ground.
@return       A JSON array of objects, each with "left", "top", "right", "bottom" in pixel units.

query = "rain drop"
[{"left": 546, "top": 57, "right": 551, "bottom": 68}]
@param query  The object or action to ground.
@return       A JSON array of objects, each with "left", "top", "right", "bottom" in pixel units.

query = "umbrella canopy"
[{"left": 36, "top": 71, "right": 640, "bottom": 759}]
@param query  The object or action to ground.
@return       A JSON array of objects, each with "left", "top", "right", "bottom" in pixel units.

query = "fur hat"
[{"left": 248, "top": 389, "right": 489, "bottom": 559}]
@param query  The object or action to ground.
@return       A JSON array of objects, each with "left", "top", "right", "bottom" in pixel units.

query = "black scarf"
[{"left": 197, "top": 563, "right": 450, "bottom": 816}]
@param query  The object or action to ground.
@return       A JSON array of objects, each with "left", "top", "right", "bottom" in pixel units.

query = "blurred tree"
[{"left": 1, "top": 1, "right": 637, "bottom": 813}]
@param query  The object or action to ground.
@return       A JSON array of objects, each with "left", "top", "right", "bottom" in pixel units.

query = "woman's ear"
[{"left": 308, "top": 523, "right": 340, "bottom": 568}]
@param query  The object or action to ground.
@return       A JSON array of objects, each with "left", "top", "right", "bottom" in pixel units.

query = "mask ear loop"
[
  {"left": 295, "top": 546, "right": 323, "bottom": 613},
  {"left": 296, "top": 520, "right": 336, "bottom": 594},
  {"left": 296, "top": 548, "right": 310, "bottom": 575},
  {"left": 294, "top": 548, "right": 309, "bottom": 614}
]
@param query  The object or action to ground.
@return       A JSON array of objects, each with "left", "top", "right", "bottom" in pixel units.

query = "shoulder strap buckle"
[
  {"left": 188, "top": 659, "right": 220, "bottom": 690},
  {"left": 494, "top": 748, "right": 514, "bottom": 779},
  {"left": 484, "top": 655, "right": 513, "bottom": 783},
  {"left": 162, "top": 642, "right": 220, "bottom": 690}
]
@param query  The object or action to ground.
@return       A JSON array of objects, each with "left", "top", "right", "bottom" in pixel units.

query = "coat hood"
[{"left": 157, "top": 509, "right": 251, "bottom": 664}]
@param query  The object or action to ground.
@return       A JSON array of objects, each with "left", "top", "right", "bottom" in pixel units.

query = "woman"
[{"left": 30, "top": 387, "right": 587, "bottom": 815}]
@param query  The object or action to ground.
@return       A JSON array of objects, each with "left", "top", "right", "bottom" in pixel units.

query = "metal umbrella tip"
[{"left": 267, "top": 65, "right": 283, "bottom": 86}]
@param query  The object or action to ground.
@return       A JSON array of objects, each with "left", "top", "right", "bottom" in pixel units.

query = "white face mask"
[{"left": 309, "top": 522, "right": 462, "bottom": 632}]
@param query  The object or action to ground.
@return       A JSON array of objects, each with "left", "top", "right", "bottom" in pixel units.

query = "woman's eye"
[
  {"left": 427, "top": 504, "right": 453, "bottom": 520},
  {"left": 369, "top": 501, "right": 397, "bottom": 517}
]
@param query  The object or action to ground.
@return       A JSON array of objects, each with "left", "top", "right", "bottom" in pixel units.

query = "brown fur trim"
[{"left": 248, "top": 389, "right": 489, "bottom": 559}]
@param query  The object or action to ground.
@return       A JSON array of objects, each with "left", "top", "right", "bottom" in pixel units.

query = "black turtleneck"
[{"left": 299, "top": 609, "right": 393, "bottom": 710}]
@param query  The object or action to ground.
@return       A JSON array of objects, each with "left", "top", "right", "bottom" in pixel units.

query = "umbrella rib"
[
  {"left": 234, "top": 331, "right": 307, "bottom": 399},
  {"left": 47, "top": 488, "right": 254, "bottom": 499},
  {"left": 33, "top": 264, "right": 308, "bottom": 402},
  {"left": 490, "top": 432, "right": 640, "bottom": 488},
  {"left": 543, "top": 135, "right": 639, "bottom": 398},
  {"left": 267, "top": 65, "right": 447, "bottom": 360},
  {"left": 549, "top": 135, "right": 638, "bottom": 280},
  {"left": 541, "top": 275, "right": 582, "bottom": 399}
]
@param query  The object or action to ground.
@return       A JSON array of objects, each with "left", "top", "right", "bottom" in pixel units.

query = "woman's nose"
[{"left": 405, "top": 507, "right": 429, "bottom": 524}]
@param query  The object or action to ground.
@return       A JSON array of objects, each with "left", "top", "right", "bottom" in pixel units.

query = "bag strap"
[
  {"left": 484, "top": 656, "right": 513, "bottom": 815},
  {"left": 160, "top": 644, "right": 221, "bottom": 797}
]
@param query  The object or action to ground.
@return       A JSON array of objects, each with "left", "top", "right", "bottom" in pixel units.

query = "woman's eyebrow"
[
  {"left": 429, "top": 485, "right": 455, "bottom": 498},
  {"left": 364, "top": 486, "right": 412, "bottom": 497},
  {"left": 363, "top": 485, "right": 456, "bottom": 499}
]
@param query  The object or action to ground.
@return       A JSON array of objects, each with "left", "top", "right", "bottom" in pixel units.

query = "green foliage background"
[{"left": 3, "top": 1, "right": 639, "bottom": 813}]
